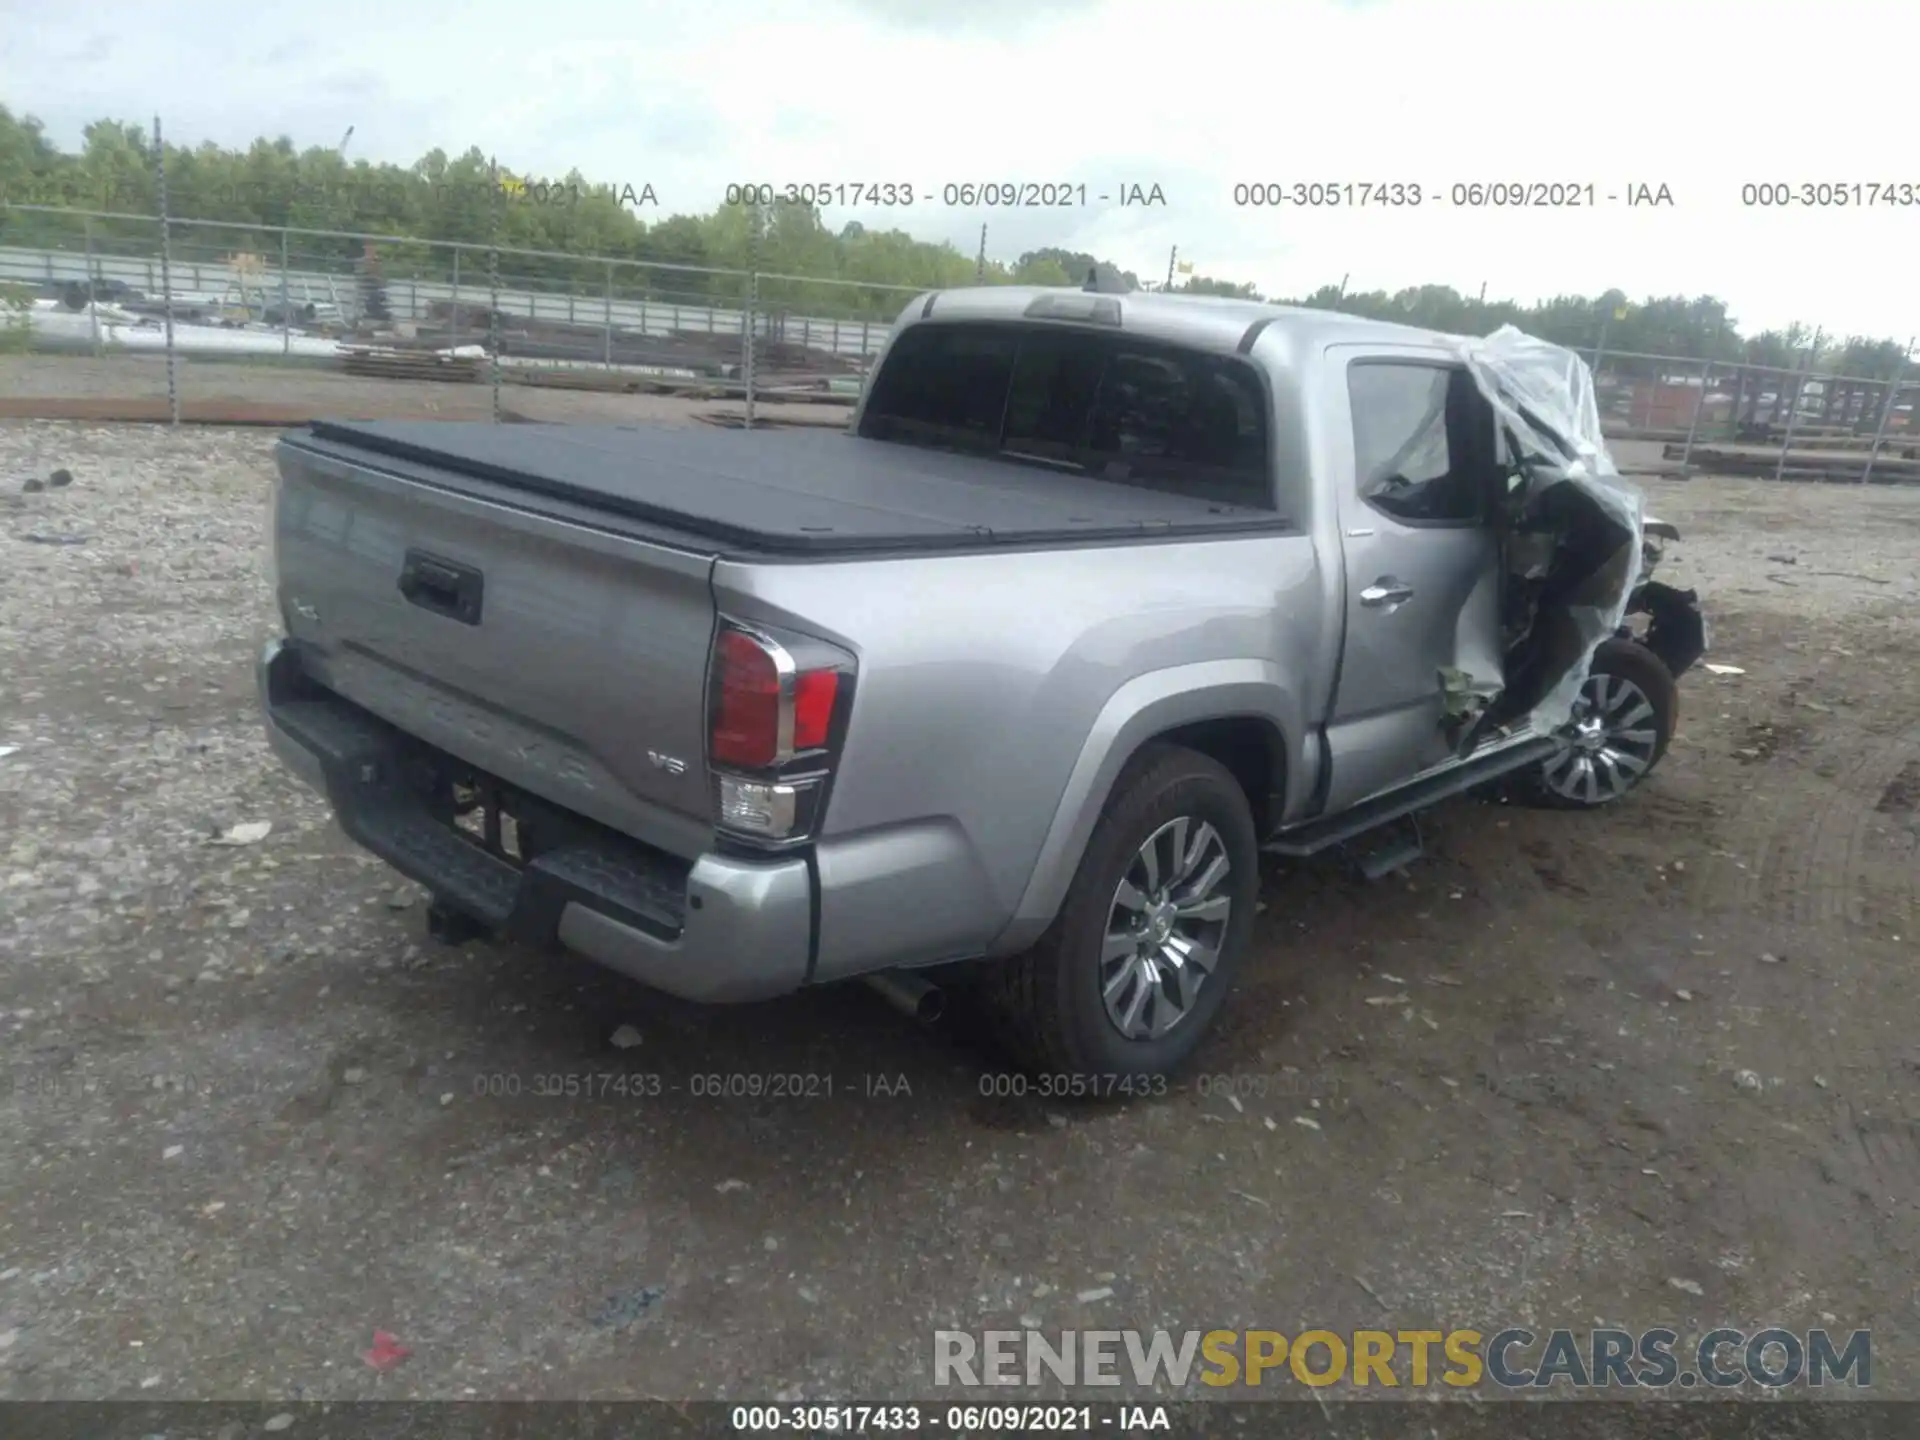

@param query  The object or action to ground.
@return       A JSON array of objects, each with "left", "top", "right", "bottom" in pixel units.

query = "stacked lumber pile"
[
  {"left": 507, "top": 369, "right": 673, "bottom": 395},
  {"left": 693, "top": 409, "right": 853, "bottom": 431},
  {"left": 339, "top": 346, "right": 487, "bottom": 383},
  {"left": 1662, "top": 441, "right": 1920, "bottom": 483}
]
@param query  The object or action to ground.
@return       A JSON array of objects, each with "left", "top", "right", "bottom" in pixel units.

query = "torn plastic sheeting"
[{"left": 1451, "top": 325, "right": 1646, "bottom": 734}]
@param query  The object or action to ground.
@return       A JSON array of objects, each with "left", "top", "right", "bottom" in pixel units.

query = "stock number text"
[
  {"left": 471, "top": 1071, "right": 664, "bottom": 1099},
  {"left": 730, "top": 1405, "right": 921, "bottom": 1431},
  {"left": 977, "top": 1071, "right": 1168, "bottom": 1099},
  {"left": 1234, "top": 181, "right": 1423, "bottom": 207},
  {"left": 1742, "top": 182, "right": 1920, "bottom": 207},
  {"left": 725, "top": 182, "right": 917, "bottom": 208}
]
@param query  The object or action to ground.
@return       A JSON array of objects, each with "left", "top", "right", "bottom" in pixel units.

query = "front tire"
[
  {"left": 985, "top": 744, "right": 1259, "bottom": 1082},
  {"left": 1519, "top": 638, "right": 1678, "bottom": 809}
]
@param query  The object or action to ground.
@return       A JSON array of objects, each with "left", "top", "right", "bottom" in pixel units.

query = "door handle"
[{"left": 1360, "top": 577, "right": 1415, "bottom": 609}]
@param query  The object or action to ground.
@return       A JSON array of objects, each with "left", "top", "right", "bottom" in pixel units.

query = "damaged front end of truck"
[
  {"left": 1447, "top": 325, "right": 1709, "bottom": 755},
  {"left": 1630, "top": 517, "right": 1710, "bottom": 682}
]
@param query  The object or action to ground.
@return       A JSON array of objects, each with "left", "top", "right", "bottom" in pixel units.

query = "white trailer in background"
[{"left": 28, "top": 300, "right": 348, "bottom": 359}]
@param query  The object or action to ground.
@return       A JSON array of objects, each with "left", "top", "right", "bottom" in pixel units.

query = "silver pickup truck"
[{"left": 259, "top": 284, "right": 1707, "bottom": 1079}]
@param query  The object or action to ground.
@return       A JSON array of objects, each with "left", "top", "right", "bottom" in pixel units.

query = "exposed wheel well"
[{"left": 1151, "top": 716, "right": 1287, "bottom": 838}]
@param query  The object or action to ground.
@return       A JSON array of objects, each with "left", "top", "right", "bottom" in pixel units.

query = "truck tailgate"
[{"left": 272, "top": 432, "right": 720, "bottom": 859}]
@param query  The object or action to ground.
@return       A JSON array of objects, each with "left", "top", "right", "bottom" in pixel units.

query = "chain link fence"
[
  {"left": 0, "top": 194, "right": 923, "bottom": 429},
  {"left": 3, "top": 189, "right": 1918, "bottom": 479},
  {"left": 1578, "top": 347, "right": 1919, "bottom": 482}
]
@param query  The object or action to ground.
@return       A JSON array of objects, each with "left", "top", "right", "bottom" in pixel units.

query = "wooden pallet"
[
  {"left": 339, "top": 350, "right": 487, "bottom": 383},
  {"left": 505, "top": 369, "right": 673, "bottom": 395},
  {"left": 1731, "top": 433, "right": 1918, "bottom": 456},
  {"left": 693, "top": 409, "right": 852, "bottom": 430},
  {"left": 1663, "top": 443, "right": 1920, "bottom": 483},
  {"left": 759, "top": 388, "right": 859, "bottom": 407},
  {"left": 1607, "top": 427, "right": 1693, "bottom": 443},
  {"left": 650, "top": 380, "right": 858, "bottom": 405},
  {"left": 1732, "top": 422, "right": 1914, "bottom": 442},
  {"left": 1667, "top": 435, "right": 1920, "bottom": 456}
]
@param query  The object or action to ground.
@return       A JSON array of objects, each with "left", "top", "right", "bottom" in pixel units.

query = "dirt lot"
[{"left": 1, "top": 402, "right": 1917, "bottom": 1413}]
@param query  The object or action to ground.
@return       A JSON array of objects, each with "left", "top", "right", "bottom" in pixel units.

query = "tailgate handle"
[{"left": 398, "top": 550, "right": 484, "bottom": 626}]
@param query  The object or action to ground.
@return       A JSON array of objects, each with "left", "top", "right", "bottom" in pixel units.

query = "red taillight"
[
  {"left": 793, "top": 669, "right": 839, "bottom": 751},
  {"left": 709, "top": 627, "right": 840, "bottom": 769},
  {"left": 711, "top": 629, "right": 781, "bottom": 768}
]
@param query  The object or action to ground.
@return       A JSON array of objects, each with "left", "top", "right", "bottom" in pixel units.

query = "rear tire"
[
  {"left": 984, "top": 744, "right": 1259, "bottom": 1083},
  {"left": 1517, "top": 638, "right": 1677, "bottom": 809}
]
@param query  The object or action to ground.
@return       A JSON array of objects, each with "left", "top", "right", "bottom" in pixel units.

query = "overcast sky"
[{"left": 3, "top": 0, "right": 1915, "bottom": 343}]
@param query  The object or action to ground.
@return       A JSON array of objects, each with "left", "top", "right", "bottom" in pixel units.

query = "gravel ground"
[{"left": 1, "top": 421, "right": 1917, "bottom": 1411}]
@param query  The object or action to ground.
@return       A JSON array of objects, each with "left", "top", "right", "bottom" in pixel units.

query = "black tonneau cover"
[{"left": 295, "top": 420, "right": 1288, "bottom": 557}]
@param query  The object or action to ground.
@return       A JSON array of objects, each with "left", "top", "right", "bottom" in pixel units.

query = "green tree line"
[{"left": 0, "top": 106, "right": 1908, "bottom": 374}]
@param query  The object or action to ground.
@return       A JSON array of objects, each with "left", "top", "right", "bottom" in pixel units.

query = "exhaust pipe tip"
[{"left": 863, "top": 970, "right": 946, "bottom": 1025}]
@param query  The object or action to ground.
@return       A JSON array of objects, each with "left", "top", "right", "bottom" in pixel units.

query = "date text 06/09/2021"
[{"left": 721, "top": 182, "right": 1166, "bottom": 209}]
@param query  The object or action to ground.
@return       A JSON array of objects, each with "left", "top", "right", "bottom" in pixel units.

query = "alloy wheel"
[
  {"left": 1541, "top": 671, "right": 1660, "bottom": 804},
  {"left": 1099, "top": 817, "right": 1234, "bottom": 1040}
]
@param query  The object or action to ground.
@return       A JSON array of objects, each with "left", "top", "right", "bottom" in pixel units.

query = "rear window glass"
[
  {"left": 861, "top": 325, "right": 1018, "bottom": 443},
  {"left": 860, "top": 321, "right": 1273, "bottom": 509}
]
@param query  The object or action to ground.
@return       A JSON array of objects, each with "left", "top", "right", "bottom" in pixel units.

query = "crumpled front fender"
[{"left": 1627, "top": 580, "right": 1708, "bottom": 679}]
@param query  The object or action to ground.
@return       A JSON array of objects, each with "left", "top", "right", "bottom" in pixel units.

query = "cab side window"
[{"left": 1347, "top": 362, "right": 1495, "bottom": 525}]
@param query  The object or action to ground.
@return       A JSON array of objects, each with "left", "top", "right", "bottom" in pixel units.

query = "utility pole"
[
  {"left": 486, "top": 155, "right": 503, "bottom": 424},
  {"left": 975, "top": 224, "right": 987, "bottom": 282},
  {"left": 743, "top": 199, "right": 762, "bottom": 431},
  {"left": 1166, "top": 245, "right": 1178, "bottom": 292},
  {"left": 152, "top": 115, "right": 179, "bottom": 427}
]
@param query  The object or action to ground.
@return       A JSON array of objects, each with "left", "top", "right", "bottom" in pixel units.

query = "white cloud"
[{"left": 3, "top": 0, "right": 1914, "bottom": 341}]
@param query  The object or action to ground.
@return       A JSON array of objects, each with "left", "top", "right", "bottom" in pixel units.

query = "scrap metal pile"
[{"left": 414, "top": 300, "right": 869, "bottom": 381}]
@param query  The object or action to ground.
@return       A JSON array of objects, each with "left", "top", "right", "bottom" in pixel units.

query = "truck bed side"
[{"left": 713, "top": 531, "right": 1327, "bottom": 976}]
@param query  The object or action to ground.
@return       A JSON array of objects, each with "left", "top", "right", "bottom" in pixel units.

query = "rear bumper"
[{"left": 257, "top": 639, "right": 812, "bottom": 1003}]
